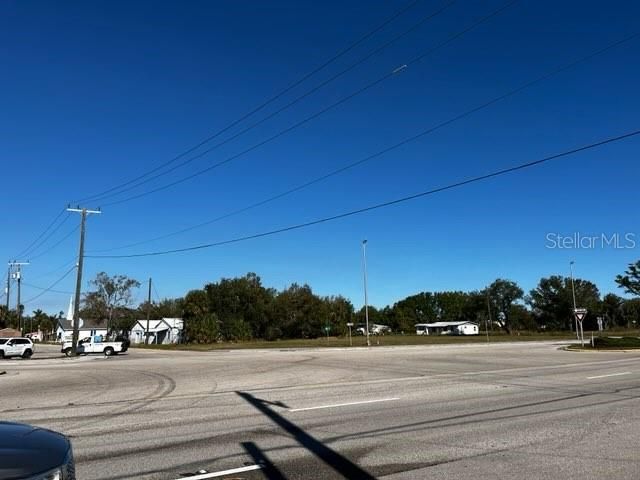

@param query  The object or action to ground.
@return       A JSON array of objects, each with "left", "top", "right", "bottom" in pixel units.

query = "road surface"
[{"left": 1, "top": 341, "right": 639, "bottom": 479}]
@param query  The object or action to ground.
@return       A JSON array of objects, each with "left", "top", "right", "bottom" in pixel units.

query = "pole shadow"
[{"left": 237, "top": 391, "right": 376, "bottom": 480}]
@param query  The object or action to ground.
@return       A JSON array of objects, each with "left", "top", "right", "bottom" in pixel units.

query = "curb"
[{"left": 563, "top": 346, "right": 640, "bottom": 353}]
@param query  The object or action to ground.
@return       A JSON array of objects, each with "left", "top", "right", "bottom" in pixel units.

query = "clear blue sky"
[{"left": 1, "top": 0, "right": 639, "bottom": 315}]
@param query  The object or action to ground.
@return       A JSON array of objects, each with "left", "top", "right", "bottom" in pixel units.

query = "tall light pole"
[
  {"left": 569, "top": 261, "right": 578, "bottom": 338},
  {"left": 361, "top": 240, "right": 370, "bottom": 347}
]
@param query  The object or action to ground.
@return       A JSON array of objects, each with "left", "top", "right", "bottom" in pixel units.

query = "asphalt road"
[{"left": 1, "top": 341, "right": 639, "bottom": 480}]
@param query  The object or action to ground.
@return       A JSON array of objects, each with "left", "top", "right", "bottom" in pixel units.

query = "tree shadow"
[{"left": 236, "top": 391, "right": 376, "bottom": 479}]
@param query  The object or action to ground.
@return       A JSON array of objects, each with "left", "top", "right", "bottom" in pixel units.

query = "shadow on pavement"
[
  {"left": 237, "top": 391, "right": 376, "bottom": 480},
  {"left": 242, "top": 441, "right": 287, "bottom": 480}
]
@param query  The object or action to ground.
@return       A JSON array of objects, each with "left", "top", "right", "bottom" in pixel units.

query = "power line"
[
  {"left": 99, "top": 0, "right": 519, "bottom": 207},
  {"left": 15, "top": 209, "right": 68, "bottom": 259},
  {"left": 29, "top": 258, "right": 77, "bottom": 282},
  {"left": 85, "top": 1, "right": 457, "bottom": 204},
  {"left": 29, "top": 224, "right": 80, "bottom": 261},
  {"left": 152, "top": 283, "right": 162, "bottom": 302},
  {"left": 22, "top": 281, "right": 74, "bottom": 296},
  {"left": 86, "top": 128, "right": 640, "bottom": 259},
  {"left": 75, "top": 0, "right": 424, "bottom": 205},
  {"left": 22, "top": 265, "right": 76, "bottom": 305},
  {"left": 92, "top": 31, "right": 638, "bottom": 254}
]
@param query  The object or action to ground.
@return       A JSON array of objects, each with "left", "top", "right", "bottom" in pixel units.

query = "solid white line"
[
  {"left": 173, "top": 465, "right": 263, "bottom": 480},
  {"left": 586, "top": 371, "right": 632, "bottom": 380},
  {"left": 289, "top": 397, "right": 400, "bottom": 412}
]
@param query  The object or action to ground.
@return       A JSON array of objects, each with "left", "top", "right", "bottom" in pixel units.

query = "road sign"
[
  {"left": 346, "top": 322, "right": 354, "bottom": 327},
  {"left": 597, "top": 316, "right": 604, "bottom": 331},
  {"left": 574, "top": 308, "right": 587, "bottom": 323}
]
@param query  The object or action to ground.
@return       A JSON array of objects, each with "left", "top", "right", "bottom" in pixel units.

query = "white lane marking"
[
  {"left": 173, "top": 465, "right": 263, "bottom": 480},
  {"left": 586, "top": 371, "right": 632, "bottom": 380},
  {"left": 289, "top": 397, "right": 400, "bottom": 412}
]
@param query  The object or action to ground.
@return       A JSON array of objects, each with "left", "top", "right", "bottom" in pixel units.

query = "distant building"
[
  {"left": 56, "top": 319, "right": 108, "bottom": 342},
  {"left": 415, "top": 321, "right": 479, "bottom": 336},
  {"left": 55, "top": 297, "right": 107, "bottom": 342},
  {"left": 0, "top": 328, "right": 22, "bottom": 338},
  {"left": 130, "top": 318, "right": 183, "bottom": 344}
]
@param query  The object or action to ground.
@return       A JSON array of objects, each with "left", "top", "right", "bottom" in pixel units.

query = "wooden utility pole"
[
  {"left": 8, "top": 262, "right": 29, "bottom": 334},
  {"left": 145, "top": 277, "right": 151, "bottom": 344},
  {"left": 5, "top": 266, "right": 10, "bottom": 313},
  {"left": 67, "top": 206, "right": 101, "bottom": 354}
]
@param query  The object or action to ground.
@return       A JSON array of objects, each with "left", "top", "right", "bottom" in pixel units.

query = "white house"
[
  {"left": 415, "top": 321, "right": 479, "bottom": 336},
  {"left": 55, "top": 297, "right": 108, "bottom": 342},
  {"left": 130, "top": 318, "right": 183, "bottom": 344},
  {"left": 56, "top": 319, "right": 108, "bottom": 342}
]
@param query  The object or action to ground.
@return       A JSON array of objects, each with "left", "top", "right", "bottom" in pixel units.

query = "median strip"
[
  {"left": 289, "top": 397, "right": 400, "bottom": 412},
  {"left": 586, "top": 372, "right": 632, "bottom": 379}
]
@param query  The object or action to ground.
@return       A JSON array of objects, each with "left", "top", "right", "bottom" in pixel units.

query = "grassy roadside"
[{"left": 132, "top": 332, "right": 578, "bottom": 351}]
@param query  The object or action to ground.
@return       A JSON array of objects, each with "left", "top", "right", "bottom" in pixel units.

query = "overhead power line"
[
  {"left": 85, "top": 1, "right": 457, "bottom": 204},
  {"left": 22, "top": 281, "right": 74, "bottom": 296},
  {"left": 98, "top": 0, "right": 519, "bottom": 207},
  {"left": 15, "top": 208, "right": 67, "bottom": 259},
  {"left": 75, "top": 0, "right": 425, "bottom": 204},
  {"left": 29, "top": 224, "right": 80, "bottom": 261},
  {"left": 22, "top": 265, "right": 77, "bottom": 305},
  {"left": 86, "top": 128, "right": 640, "bottom": 259},
  {"left": 92, "top": 31, "right": 639, "bottom": 254},
  {"left": 28, "top": 258, "right": 78, "bottom": 283}
]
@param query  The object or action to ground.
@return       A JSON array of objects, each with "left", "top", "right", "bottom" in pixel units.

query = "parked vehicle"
[
  {"left": 61, "top": 337, "right": 125, "bottom": 357},
  {"left": 0, "top": 421, "right": 75, "bottom": 479},
  {"left": 0, "top": 337, "right": 35, "bottom": 359},
  {"left": 354, "top": 323, "right": 391, "bottom": 335},
  {"left": 26, "top": 331, "right": 43, "bottom": 342}
]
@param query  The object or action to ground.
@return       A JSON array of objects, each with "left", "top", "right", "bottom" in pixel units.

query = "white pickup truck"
[{"left": 62, "top": 337, "right": 124, "bottom": 357}]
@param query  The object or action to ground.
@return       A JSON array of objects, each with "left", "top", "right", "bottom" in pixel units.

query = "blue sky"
[{"left": 1, "top": 0, "right": 639, "bottom": 314}]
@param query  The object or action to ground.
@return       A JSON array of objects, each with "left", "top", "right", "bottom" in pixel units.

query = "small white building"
[
  {"left": 56, "top": 319, "right": 108, "bottom": 342},
  {"left": 55, "top": 297, "right": 108, "bottom": 342},
  {"left": 415, "top": 321, "right": 479, "bottom": 336},
  {"left": 130, "top": 318, "right": 183, "bottom": 344}
]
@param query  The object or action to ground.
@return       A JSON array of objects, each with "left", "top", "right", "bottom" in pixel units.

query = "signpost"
[
  {"left": 346, "top": 322, "right": 353, "bottom": 347},
  {"left": 574, "top": 308, "right": 587, "bottom": 347}
]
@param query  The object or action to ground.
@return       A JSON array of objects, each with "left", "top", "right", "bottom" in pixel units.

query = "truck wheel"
[
  {"left": 21, "top": 349, "right": 33, "bottom": 359},
  {"left": 104, "top": 347, "right": 114, "bottom": 357},
  {"left": 63, "top": 348, "right": 73, "bottom": 357}
]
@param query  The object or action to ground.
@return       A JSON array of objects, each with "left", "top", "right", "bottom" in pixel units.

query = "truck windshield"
[{"left": 0, "top": 339, "right": 7, "bottom": 345}]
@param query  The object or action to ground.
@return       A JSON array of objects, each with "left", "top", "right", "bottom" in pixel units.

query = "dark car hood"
[{"left": 0, "top": 422, "right": 70, "bottom": 479}]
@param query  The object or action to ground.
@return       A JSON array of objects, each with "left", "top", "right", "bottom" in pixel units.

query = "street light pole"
[
  {"left": 361, "top": 240, "right": 370, "bottom": 347},
  {"left": 570, "top": 261, "right": 578, "bottom": 339}
]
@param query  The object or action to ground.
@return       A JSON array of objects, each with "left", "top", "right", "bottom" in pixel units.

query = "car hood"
[{"left": 0, "top": 422, "right": 70, "bottom": 479}]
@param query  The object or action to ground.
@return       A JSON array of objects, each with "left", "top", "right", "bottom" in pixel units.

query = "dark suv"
[{"left": 0, "top": 422, "right": 75, "bottom": 479}]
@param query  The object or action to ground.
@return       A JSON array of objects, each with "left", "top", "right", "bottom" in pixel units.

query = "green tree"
[
  {"left": 601, "top": 293, "right": 624, "bottom": 328},
  {"left": 434, "top": 291, "right": 470, "bottom": 322},
  {"left": 183, "top": 290, "right": 219, "bottom": 343},
  {"left": 82, "top": 272, "right": 141, "bottom": 329},
  {"left": 528, "top": 276, "right": 600, "bottom": 330},
  {"left": 620, "top": 298, "right": 640, "bottom": 329},
  {"left": 615, "top": 260, "right": 640, "bottom": 296},
  {"left": 272, "top": 283, "right": 325, "bottom": 338},
  {"left": 484, "top": 279, "right": 524, "bottom": 334},
  {"left": 204, "top": 273, "right": 274, "bottom": 341}
]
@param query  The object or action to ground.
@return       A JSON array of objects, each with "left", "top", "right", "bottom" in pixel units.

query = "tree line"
[{"left": 1, "top": 259, "right": 639, "bottom": 341}]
